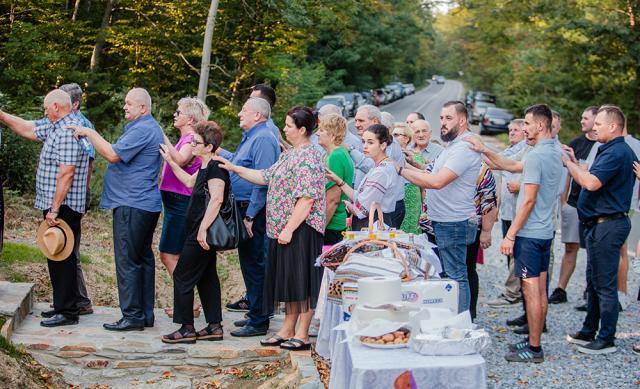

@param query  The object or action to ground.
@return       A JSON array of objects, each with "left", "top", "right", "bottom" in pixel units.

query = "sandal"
[
  {"left": 196, "top": 323, "right": 223, "bottom": 341},
  {"left": 260, "top": 334, "right": 289, "bottom": 347},
  {"left": 280, "top": 338, "right": 311, "bottom": 351},
  {"left": 162, "top": 326, "right": 197, "bottom": 344}
]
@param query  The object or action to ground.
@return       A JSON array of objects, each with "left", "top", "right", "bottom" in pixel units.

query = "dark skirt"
[{"left": 263, "top": 222, "right": 324, "bottom": 314}]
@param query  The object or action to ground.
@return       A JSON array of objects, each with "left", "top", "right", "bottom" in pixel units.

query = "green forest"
[{"left": 1, "top": 0, "right": 639, "bottom": 196}]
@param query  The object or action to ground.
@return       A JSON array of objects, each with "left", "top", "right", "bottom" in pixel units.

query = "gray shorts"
[{"left": 561, "top": 204, "right": 580, "bottom": 244}]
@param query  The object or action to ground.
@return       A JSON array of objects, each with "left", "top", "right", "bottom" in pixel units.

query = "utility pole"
[{"left": 198, "top": 0, "right": 219, "bottom": 102}]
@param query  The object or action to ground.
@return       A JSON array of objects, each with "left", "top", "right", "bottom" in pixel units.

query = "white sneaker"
[{"left": 618, "top": 291, "right": 630, "bottom": 311}]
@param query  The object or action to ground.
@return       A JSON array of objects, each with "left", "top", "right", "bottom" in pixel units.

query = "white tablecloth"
[
  {"left": 316, "top": 300, "right": 343, "bottom": 360},
  {"left": 328, "top": 328, "right": 486, "bottom": 389}
]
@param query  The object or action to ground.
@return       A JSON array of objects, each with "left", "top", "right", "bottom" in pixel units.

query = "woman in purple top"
[{"left": 159, "top": 97, "right": 210, "bottom": 317}]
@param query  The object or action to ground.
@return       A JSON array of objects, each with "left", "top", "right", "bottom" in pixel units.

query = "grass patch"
[
  {"left": 0, "top": 242, "right": 91, "bottom": 264},
  {"left": 0, "top": 317, "right": 26, "bottom": 360}
]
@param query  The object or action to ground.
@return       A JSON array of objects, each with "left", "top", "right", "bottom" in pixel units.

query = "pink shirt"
[{"left": 160, "top": 133, "right": 201, "bottom": 196}]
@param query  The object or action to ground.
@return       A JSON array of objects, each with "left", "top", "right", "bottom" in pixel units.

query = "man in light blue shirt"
[
  {"left": 71, "top": 88, "right": 164, "bottom": 331},
  {"left": 218, "top": 97, "right": 280, "bottom": 337}
]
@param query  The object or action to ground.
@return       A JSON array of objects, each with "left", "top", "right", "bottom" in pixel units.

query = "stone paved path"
[{"left": 11, "top": 302, "right": 304, "bottom": 388}]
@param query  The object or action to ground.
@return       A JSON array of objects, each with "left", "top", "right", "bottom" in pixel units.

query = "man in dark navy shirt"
[{"left": 563, "top": 105, "right": 637, "bottom": 355}]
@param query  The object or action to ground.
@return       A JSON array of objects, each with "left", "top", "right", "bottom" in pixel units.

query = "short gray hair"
[
  {"left": 380, "top": 112, "right": 395, "bottom": 130},
  {"left": 44, "top": 89, "right": 72, "bottom": 109},
  {"left": 245, "top": 97, "right": 271, "bottom": 119},
  {"left": 128, "top": 88, "right": 153, "bottom": 111},
  {"left": 357, "top": 104, "right": 381, "bottom": 122},
  {"left": 177, "top": 97, "right": 210, "bottom": 123},
  {"left": 59, "top": 83, "right": 83, "bottom": 107},
  {"left": 318, "top": 104, "right": 343, "bottom": 118}
]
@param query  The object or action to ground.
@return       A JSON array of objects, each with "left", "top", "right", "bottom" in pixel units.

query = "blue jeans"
[
  {"left": 237, "top": 204, "right": 270, "bottom": 328},
  {"left": 580, "top": 217, "right": 631, "bottom": 342},
  {"left": 432, "top": 219, "right": 478, "bottom": 313}
]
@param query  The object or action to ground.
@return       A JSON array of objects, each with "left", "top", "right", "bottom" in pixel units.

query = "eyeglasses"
[
  {"left": 392, "top": 132, "right": 407, "bottom": 137},
  {"left": 191, "top": 140, "right": 205, "bottom": 146},
  {"left": 174, "top": 110, "right": 182, "bottom": 116}
]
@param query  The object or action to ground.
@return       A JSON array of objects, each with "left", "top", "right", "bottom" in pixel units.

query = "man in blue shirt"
[
  {"left": 218, "top": 97, "right": 280, "bottom": 337},
  {"left": 71, "top": 88, "right": 164, "bottom": 331},
  {"left": 565, "top": 106, "right": 636, "bottom": 355}
]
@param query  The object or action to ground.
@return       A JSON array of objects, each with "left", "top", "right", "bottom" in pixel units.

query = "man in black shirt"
[
  {"left": 564, "top": 105, "right": 636, "bottom": 354},
  {"left": 548, "top": 106, "right": 598, "bottom": 306}
]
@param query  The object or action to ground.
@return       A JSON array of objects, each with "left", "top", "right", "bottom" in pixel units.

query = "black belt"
[{"left": 582, "top": 212, "right": 627, "bottom": 228}]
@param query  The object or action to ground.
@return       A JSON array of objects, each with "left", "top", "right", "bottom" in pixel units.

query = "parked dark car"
[
  {"left": 471, "top": 101, "right": 496, "bottom": 124},
  {"left": 389, "top": 82, "right": 407, "bottom": 97},
  {"left": 480, "top": 107, "right": 513, "bottom": 134},
  {"left": 360, "top": 90, "right": 373, "bottom": 105},
  {"left": 474, "top": 91, "right": 496, "bottom": 104},
  {"left": 386, "top": 84, "right": 404, "bottom": 100},
  {"left": 316, "top": 95, "right": 348, "bottom": 117},
  {"left": 465, "top": 90, "right": 476, "bottom": 108}
]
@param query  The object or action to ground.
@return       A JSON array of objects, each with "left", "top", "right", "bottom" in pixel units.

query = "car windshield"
[
  {"left": 339, "top": 94, "right": 354, "bottom": 102},
  {"left": 486, "top": 108, "right": 510, "bottom": 116},
  {"left": 318, "top": 98, "right": 341, "bottom": 106}
]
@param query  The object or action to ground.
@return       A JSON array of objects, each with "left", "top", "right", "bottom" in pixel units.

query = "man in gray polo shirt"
[
  {"left": 467, "top": 104, "right": 563, "bottom": 363},
  {"left": 399, "top": 100, "right": 482, "bottom": 314}
]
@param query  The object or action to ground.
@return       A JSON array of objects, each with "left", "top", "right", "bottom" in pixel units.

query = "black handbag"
[{"left": 204, "top": 186, "right": 248, "bottom": 250}]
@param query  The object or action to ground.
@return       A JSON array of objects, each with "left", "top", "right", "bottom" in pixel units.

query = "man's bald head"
[
  {"left": 410, "top": 119, "right": 433, "bottom": 146},
  {"left": 43, "top": 89, "right": 72, "bottom": 122},
  {"left": 123, "top": 88, "right": 152, "bottom": 121}
]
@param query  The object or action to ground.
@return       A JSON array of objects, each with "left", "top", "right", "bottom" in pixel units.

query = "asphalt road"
[{"left": 348, "top": 79, "right": 465, "bottom": 141}]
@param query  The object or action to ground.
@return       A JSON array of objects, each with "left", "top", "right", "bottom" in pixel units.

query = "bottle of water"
[{"left": 78, "top": 136, "right": 92, "bottom": 154}]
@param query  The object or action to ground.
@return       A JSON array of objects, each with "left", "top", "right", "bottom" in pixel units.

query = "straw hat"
[{"left": 36, "top": 220, "right": 75, "bottom": 261}]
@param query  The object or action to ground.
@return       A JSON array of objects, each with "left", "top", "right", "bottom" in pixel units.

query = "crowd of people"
[{"left": 0, "top": 82, "right": 638, "bottom": 362}]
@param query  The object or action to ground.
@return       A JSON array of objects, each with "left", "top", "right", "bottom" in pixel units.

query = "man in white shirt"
[{"left": 399, "top": 101, "right": 482, "bottom": 313}]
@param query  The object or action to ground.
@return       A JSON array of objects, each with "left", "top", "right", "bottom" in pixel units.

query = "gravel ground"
[{"left": 476, "top": 225, "right": 640, "bottom": 388}]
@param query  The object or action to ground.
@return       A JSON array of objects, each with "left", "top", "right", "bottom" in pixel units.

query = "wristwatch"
[{"left": 244, "top": 216, "right": 254, "bottom": 223}]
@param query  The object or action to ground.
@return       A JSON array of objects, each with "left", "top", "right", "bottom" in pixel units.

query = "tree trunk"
[
  {"left": 90, "top": 0, "right": 115, "bottom": 71},
  {"left": 72, "top": 0, "right": 81, "bottom": 21},
  {"left": 198, "top": 0, "right": 220, "bottom": 102}
]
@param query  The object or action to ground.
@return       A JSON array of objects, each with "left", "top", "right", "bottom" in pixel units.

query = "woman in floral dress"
[{"left": 215, "top": 106, "right": 325, "bottom": 351}]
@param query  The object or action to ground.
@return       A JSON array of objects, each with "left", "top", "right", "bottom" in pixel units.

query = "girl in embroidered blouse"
[
  {"left": 214, "top": 106, "right": 326, "bottom": 351},
  {"left": 326, "top": 123, "right": 397, "bottom": 231}
]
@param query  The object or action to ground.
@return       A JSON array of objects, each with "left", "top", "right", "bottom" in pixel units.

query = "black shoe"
[
  {"left": 548, "top": 288, "right": 567, "bottom": 304},
  {"left": 103, "top": 318, "right": 144, "bottom": 332},
  {"left": 230, "top": 325, "right": 268, "bottom": 337},
  {"left": 513, "top": 323, "right": 548, "bottom": 335},
  {"left": 506, "top": 314, "right": 527, "bottom": 327},
  {"left": 41, "top": 310, "right": 57, "bottom": 318},
  {"left": 577, "top": 339, "right": 617, "bottom": 355},
  {"left": 234, "top": 319, "right": 248, "bottom": 328},
  {"left": 40, "top": 314, "right": 78, "bottom": 327},
  {"left": 78, "top": 306, "right": 94, "bottom": 315},
  {"left": 575, "top": 303, "right": 587, "bottom": 312},
  {"left": 145, "top": 321, "right": 154, "bottom": 328},
  {"left": 226, "top": 295, "right": 250, "bottom": 312},
  {"left": 566, "top": 331, "right": 595, "bottom": 346}
]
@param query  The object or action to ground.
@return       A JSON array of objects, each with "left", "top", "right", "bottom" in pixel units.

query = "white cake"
[{"left": 352, "top": 305, "right": 411, "bottom": 328}]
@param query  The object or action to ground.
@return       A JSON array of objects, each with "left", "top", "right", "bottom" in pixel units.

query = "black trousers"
[
  {"left": 465, "top": 229, "right": 481, "bottom": 321},
  {"left": 113, "top": 206, "right": 160, "bottom": 326},
  {"left": 173, "top": 240, "right": 222, "bottom": 325},
  {"left": 43, "top": 205, "right": 82, "bottom": 319}
]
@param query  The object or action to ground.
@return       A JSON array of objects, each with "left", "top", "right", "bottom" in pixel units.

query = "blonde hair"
[
  {"left": 319, "top": 113, "right": 347, "bottom": 145},
  {"left": 177, "top": 97, "right": 210, "bottom": 123},
  {"left": 393, "top": 122, "right": 412, "bottom": 138}
]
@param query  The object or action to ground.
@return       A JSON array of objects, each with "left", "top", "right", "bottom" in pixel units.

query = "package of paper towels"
[{"left": 401, "top": 279, "right": 459, "bottom": 313}]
